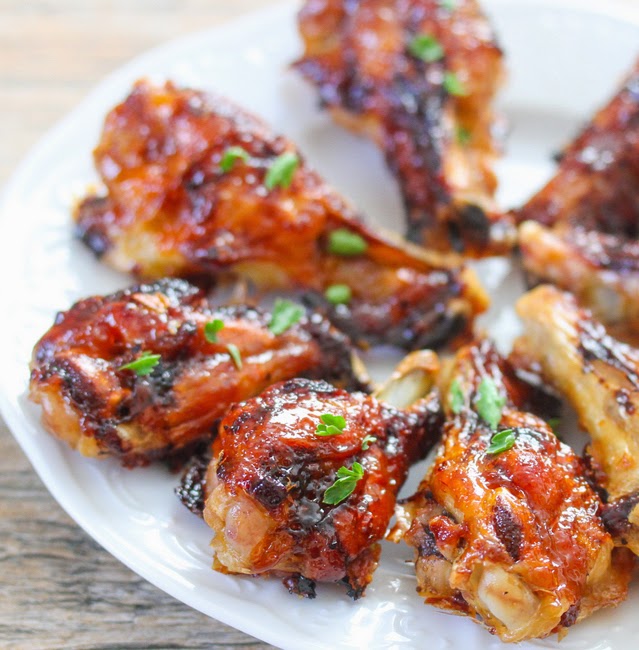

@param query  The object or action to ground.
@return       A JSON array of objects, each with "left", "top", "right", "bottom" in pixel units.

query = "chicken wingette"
[
  {"left": 75, "top": 80, "right": 488, "bottom": 350},
  {"left": 203, "top": 352, "right": 443, "bottom": 597},
  {"left": 295, "top": 0, "right": 512, "bottom": 255},
  {"left": 390, "top": 339, "right": 633, "bottom": 642},
  {"left": 29, "top": 278, "right": 366, "bottom": 466},
  {"left": 515, "top": 284, "right": 639, "bottom": 557},
  {"left": 517, "top": 58, "right": 639, "bottom": 337}
]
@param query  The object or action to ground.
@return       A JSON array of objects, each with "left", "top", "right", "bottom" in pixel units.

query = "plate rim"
[{"left": 1, "top": 1, "right": 639, "bottom": 648}]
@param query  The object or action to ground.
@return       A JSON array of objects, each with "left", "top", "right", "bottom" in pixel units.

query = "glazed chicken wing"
[
  {"left": 390, "top": 339, "right": 633, "bottom": 642},
  {"left": 29, "top": 278, "right": 365, "bottom": 466},
  {"left": 75, "top": 80, "right": 488, "bottom": 350},
  {"left": 203, "top": 352, "right": 443, "bottom": 598},
  {"left": 295, "top": 0, "right": 512, "bottom": 255},
  {"left": 516, "top": 59, "right": 639, "bottom": 335},
  {"left": 515, "top": 284, "right": 639, "bottom": 557}
]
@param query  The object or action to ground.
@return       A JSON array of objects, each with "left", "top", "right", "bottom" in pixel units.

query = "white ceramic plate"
[{"left": 1, "top": 1, "right": 639, "bottom": 648}]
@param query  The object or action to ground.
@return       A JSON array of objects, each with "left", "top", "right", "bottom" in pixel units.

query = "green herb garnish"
[
  {"left": 265, "top": 151, "right": 299, "bottom": 190},
  {"left": 456, "top": 126, "right": 471, "bottom": 145},
  {"left": 443, "top": 71, "right": 467, "bottom": 96},
  {"left": 226, "top": 343, "right": 242, "bottom": 369},
  {"left": 316, "top": 413, "right": 347, "bottom": 437},
  {"left": 408, "top": 34, "right": 444, "bottom": 63},
  {"left": 361, "top": 435, "right": 377, "bottom": 451},
  {"left": 439, "top": 0, "right": 456, "bottom": 11},
  {"left": 323, "top": 462, "right": 364, "bottom": 505},
  {"left": 548, "top": 417, "right": 561, "bottom": 435},
  {"left": 220, "top": 146, "right": 250, "bottom": 173},
  {"left": 118, "top": 351, "right": 161, "bottom": 376},
  {"left": 268, "top": 299, "right": 305, "bottom": 336},
  {"left": 450, "top": 378, "right": 464, "bottom": 414},
  {"left": 325, "top": 284, "right": 352, "bottom": 305},
  {"left": 476, "top": 377, "right": 506, "bottom": 430},
  {"left": 204, "top": 319, "right": 225, "bottom": 343},
  {"left": 486, "top": 428, "right": 517, "bottom": 455},
  {"left": 327, "top": 229, "right": 368, "bottom": 257}
]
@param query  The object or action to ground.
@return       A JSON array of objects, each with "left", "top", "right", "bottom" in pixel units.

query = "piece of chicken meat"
[
  {"left": 515, "top": 284, "right": 639, "bottom": 557},
  {"left": 516, "top": 58, "right": 639, "bottom": 337},
  {"left": 295, "top": 0, "right": 512, "bottom": 255},
  {"left": 390, "top": 339, "right": 633, "bottom": 642},
  {"left": 74, "top": 80, "right": 488, "bottom": 350},
  {"left": 29, "top": 278, "right": 366, "bottom": 467},
  {"left": 203, "top": 352, "right": 443, "bottom": 598}
]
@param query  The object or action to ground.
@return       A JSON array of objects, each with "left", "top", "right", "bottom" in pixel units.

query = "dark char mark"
[
  {"left": 175, "top": 445, "right": 213, "bottom": 517},
  {"left": 578, "top": 319, "right": 639, "bottom": 388},
  {"left": 492, "top": 497, "right": 523, "bottom": 561},
  {"left": 602, "top": 491, "right": 639, "bottom": 538},
  {"left": 283, "top": 574, "right": 317, "bottom": 599}
]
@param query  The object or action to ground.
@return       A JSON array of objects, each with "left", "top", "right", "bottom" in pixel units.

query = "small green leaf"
[
  {"left": 118, "top": 351, "right": 161, "bottom": 377},
  {"left": 325, "top": 284, "right": 352, "bottom": 305},
  {"left": 226, "top": 343, "right": 242, "bottom": 369},
  {"left": 547, "top": 417, "right": 561, "bottom": 435},
  {"left": 443, "top": 71, "right": 467, "bottom": 97},
  {"left": 265, "top": 151, "right": 299, "bottom": 190},
  {"left": 268, "top": 299, "right": 305, "bottom": 336},
  {"left": 450, "top": 378, "right": 464, "bottom": 414},
  {"left": 316, "top": 413, "right": 347, "bottom": 437},
  {"left": 456, "top": 126, "right": 471, "bottom": 145},
  {"left": 323, "top": 462, "right": 364, "bottom": 505},
  {"left": 204, "top": 319, "right": 225, "bottom": 343},
  {"left": 408, "top": 34, "right": 444, "bottom": 63},
  {"left": 220, "top": 146, "right": 250, "bottom": 172},
  {"left": 476, "top": 377, "right": 506, "bottom": 430},
  {"left": 361, "top": 434, "right": 377, "bottom": 451},
  {"left": 327, "top": 229, "right": 368, "bottom": 257},
  {"left": 487, "top": 428, "right": 517, "bottom": 455},
  {"left": 439, "top": 0, "right": 456, "bottom": 11}
]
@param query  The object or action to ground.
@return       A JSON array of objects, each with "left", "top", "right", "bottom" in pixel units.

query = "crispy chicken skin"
[
  {"left": 295, "top": 0, "right": 512, "bottom": 255},
  {"left": 75, "top": 80, "right": 488, "bottom": 350},
  {"left": 29, "top": 278, "right": 365, "bottom": 467},
  {"left": 390, "top": 339, "right": 633, "bottom": 642},
  {"left": 515, "top": 284, "right": 639, "bottom": 557},
  {"left": 203, "top": 352, "right": 443, "bottom": 597},
  {"left": 516, "top": 60, "right": 639, "bottom": 334}
]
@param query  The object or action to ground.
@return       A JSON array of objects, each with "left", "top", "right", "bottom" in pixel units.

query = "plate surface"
[{"left": 1, "top": 1, "right": 639, "bottom": 648}]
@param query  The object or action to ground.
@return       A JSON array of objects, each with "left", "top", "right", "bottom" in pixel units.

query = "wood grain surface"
[{"left": 0, "top": 2, "right": 278, "bottom": 648}]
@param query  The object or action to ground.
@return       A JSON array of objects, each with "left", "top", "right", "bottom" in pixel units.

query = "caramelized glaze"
[
  {"left": 29, "top": 279, "right": 365, "bottom": 466},
  {"left": 75, "top": 80, "right": 488, "bottom": 350},
  {"left": 295, "top": 0, "right": 512, "bottom": 255}
]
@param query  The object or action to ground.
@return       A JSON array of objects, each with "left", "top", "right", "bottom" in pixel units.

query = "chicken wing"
[
  {"left": 29, "top": 278, "right": 366, "bottom": 467},
  {"left": 295, "top": 0, "right": 512, "bottom": 255},
  {"left": 203, "top": 352, "right": 443, "bottom": 598},
  {"left": 516, "top": 59, "right": 639, "bottom": 335},
  {"left": 390, "top": 339, "right": 633, "bottom": 642},
  {"left": 75, "top": 80, "right": 488, "bottom": 350},
  {"left": 515, "top": 284, "right": 639, "bottom": 557}
]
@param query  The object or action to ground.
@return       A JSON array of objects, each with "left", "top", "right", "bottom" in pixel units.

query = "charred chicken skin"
[
  {"left": 29, "top": 278, "right": 365, "bottom": 467},
  {"left": 390, "top": 339, "right": 633, "bottom": 642},
  {"left": 517, "top": 59, "right": 639, "bottom": 334},
  {"left": 75, "top": 80, "right": 488, "bottom": 350},
  {"left": 295, "top": 0, "right": 512, "bottom": 255},
  {"left": 515, "top": 284, "right": 639, "bottom": 557},
  {"left": 203, "top": 352, "right": 443, "bottom": 598}
]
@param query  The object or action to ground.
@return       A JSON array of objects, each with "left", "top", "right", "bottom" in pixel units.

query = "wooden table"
[{"left": 0, "top": 2, "right": 277, "bottom": 648}]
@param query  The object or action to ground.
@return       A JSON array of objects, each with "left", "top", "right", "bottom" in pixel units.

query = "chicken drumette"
[
  {"left": 203, "top": 352, "right": 443, "bottom": 597},
  {"left": 295, "top": 0, "right": 511, "bottom": 255},
  {"left": 516, "top": 58, "right": 639, "bottom": 337},
  {"left": 390, "top": 339, "right": 633, "bottom": 642},
  {"left": 75, "top": 80, "right": 488, "bottom": 350},
  {"left": 29, "top": 278, "right": 365, "bottom": 466},
  {"left": 515, "top": 284, "right": 639, "bottom": 557}
]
